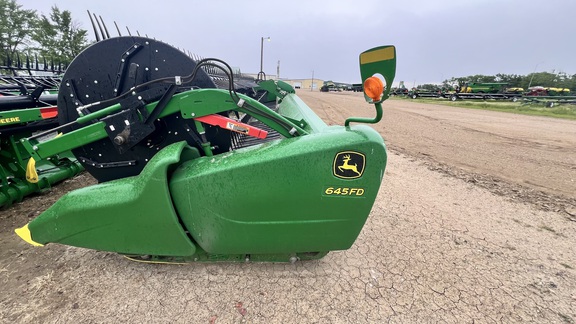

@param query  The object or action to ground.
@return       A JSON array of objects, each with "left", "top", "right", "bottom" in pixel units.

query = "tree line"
[
  {"left": 417, "top": 71, "right": 576, "bottom": 93},
  {"left": 0, "top": 0, "right": 88, "bottom": 71}
]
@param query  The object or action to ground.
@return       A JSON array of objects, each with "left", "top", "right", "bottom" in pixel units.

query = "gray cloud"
[{"left": 16, "top": 0, "right": 576, "bottom": 85}]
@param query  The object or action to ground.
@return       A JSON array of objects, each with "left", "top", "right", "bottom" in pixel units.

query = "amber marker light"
[{"left": 363, "top": 76, "right": 384, "bottom": 102}]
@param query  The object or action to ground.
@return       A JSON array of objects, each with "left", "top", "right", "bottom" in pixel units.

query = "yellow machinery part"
[
  {"left": 14, "top": 224, "right": 44, "bottom": 247},
  {"left": 26, "top": 158, "right": 39, "bottom": 183}
]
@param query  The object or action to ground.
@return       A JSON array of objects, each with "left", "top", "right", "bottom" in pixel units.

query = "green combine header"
[{"left": 15, "top": 37, "right": 396, "bottom": 263}]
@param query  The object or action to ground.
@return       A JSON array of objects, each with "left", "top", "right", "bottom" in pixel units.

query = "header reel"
[{"left": 56, "top": 37, "right": 226, "bottom": 182}]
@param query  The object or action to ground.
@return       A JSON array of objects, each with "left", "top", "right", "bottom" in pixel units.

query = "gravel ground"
[{"left": 1, "top": 91, "right": 575, "bottom": 323}]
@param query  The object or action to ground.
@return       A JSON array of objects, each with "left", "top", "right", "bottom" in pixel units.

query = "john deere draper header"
[{"left": 15, "top": 37, "right": 396, "bottom": 263}]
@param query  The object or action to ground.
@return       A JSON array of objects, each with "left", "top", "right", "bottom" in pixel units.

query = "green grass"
[{"left": 391, "top": 97, "right": 576, "bottom": 120}]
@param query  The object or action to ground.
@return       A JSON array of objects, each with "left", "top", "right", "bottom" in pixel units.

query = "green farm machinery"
[
  {"left": 0, "top": 75, "right": 83, "bottom": 208},
  {"left": 15, "top": 37, "right": 396, "bottom": 263}
]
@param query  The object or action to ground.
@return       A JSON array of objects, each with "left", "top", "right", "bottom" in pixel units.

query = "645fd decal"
[{"left": 333, "top": 151, "right": 365, "bottom": 179}]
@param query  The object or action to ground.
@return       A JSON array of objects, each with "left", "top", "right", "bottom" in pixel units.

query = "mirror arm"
[{"left": 345, "top": 101, "right": 383, "bottom": 127}]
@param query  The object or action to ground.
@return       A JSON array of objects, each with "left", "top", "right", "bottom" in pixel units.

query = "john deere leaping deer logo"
[{"left": 333, "top": 151, "right": 365, "bottom": 179}]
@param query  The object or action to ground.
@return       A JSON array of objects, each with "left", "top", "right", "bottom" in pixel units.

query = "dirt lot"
[{"left": 1, "top": 91, "right": 575, "bottom": 323}]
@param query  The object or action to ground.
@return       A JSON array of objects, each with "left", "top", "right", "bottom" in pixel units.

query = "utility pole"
[
  {"left": 311, "top": 70, "right": 314, "bottom": 91},
  {"left": 258, "top": 36, "right": 270, "bottom": 81},
  {"left": 277, "top": 60, "right": 280, "bottom": 79}
]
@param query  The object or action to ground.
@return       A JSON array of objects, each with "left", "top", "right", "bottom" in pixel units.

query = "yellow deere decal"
[
  {"left": 0, "top": 117, "right": 21, "bottom": 124},
  {"left": 333, "top": 151, "right": 365, "bottom": 179},
  {"left": 324, "top": 187, "right": 365, "bottom": 196}
]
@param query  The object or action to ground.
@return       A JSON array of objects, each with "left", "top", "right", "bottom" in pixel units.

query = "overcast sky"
[{"left": 16, "top": 0, "right": 576, "bottom": 86}]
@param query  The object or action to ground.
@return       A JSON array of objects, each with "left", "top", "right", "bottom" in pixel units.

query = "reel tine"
[
  {"left": 114, "top": 21, "right": 122, "bottom": 36},
  {"left": 87, "top": 10, "right": 101, "bottom": 42},
  {"left": 99, "top": 15, "right": 111, "bottom": 39},
  {"left": 93, "top": 13, "right": 106, "bottom": 40}
]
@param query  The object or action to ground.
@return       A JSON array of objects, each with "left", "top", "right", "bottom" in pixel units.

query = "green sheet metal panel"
[
  {"left": 169, "top": 125, "right": 386, "bottom": 254},
  {"left": 27, "top": 142, "right": 197, "bottom": 256}
]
